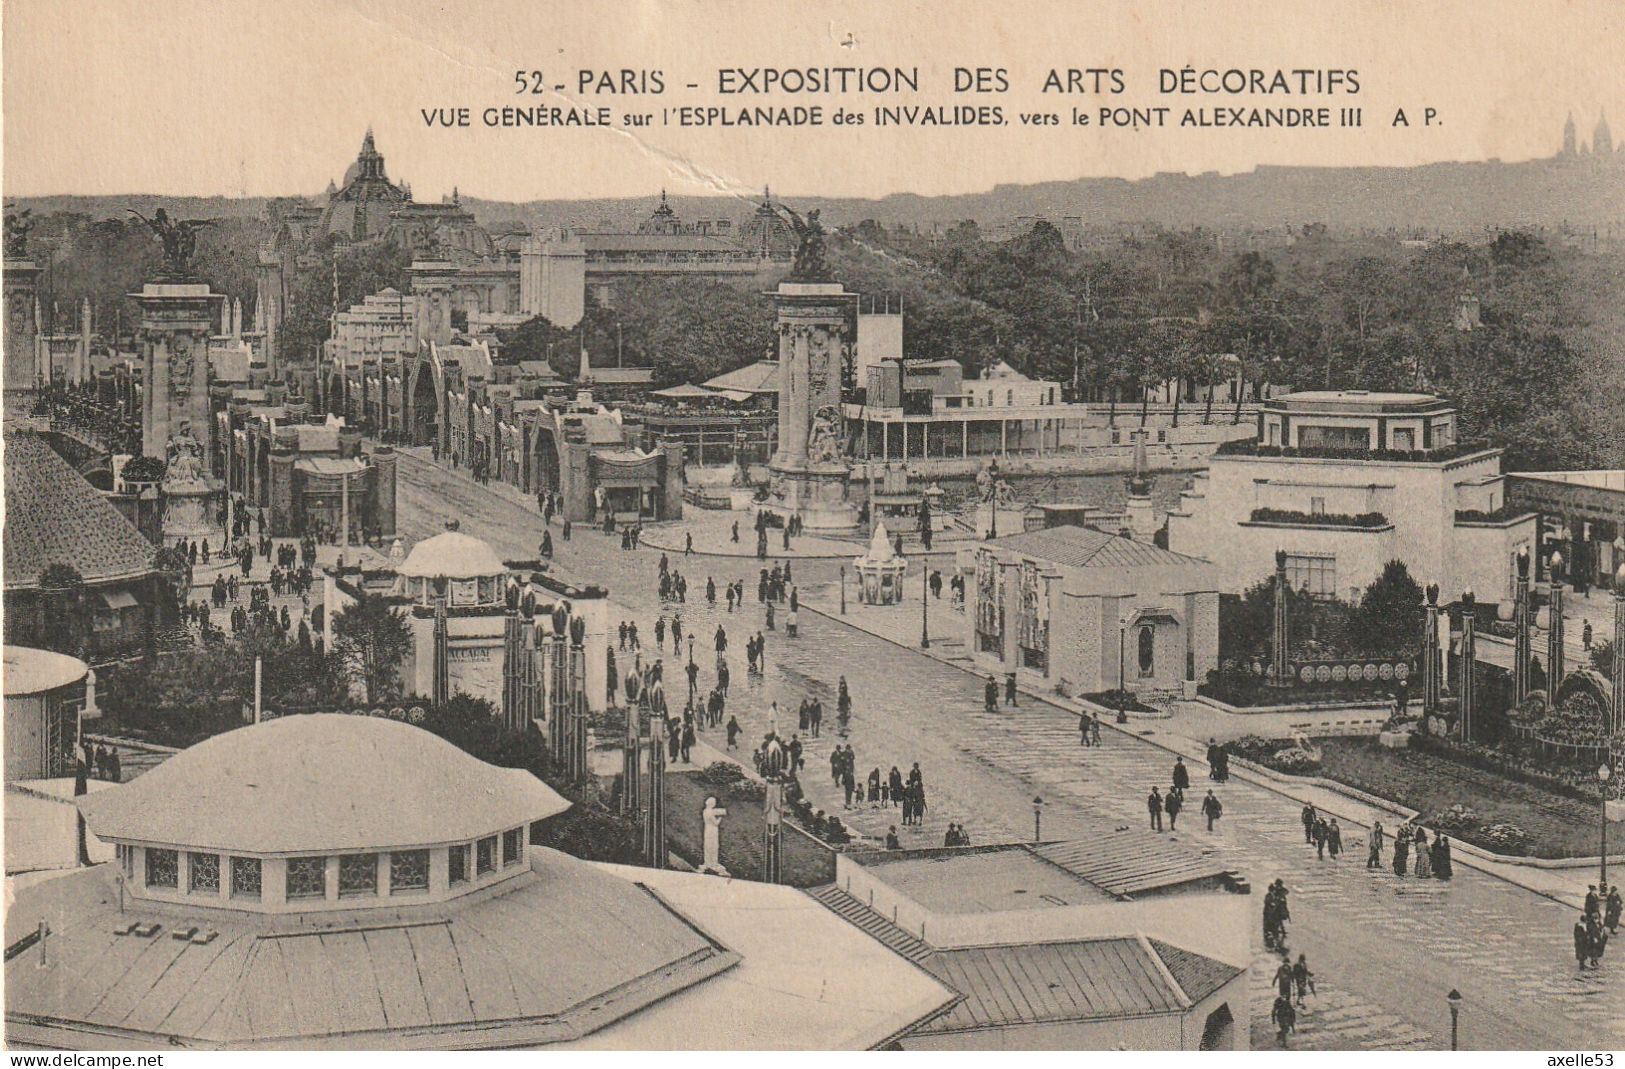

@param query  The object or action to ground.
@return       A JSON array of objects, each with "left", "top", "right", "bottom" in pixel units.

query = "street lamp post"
[
  {"left": 1601, "top": 763, "right": 1612, "bottom": 891},
  {"left": 920, "top": 562, "right": 931, "bottom": 649},
  {"left": 1033, "top": 796, "right": 1044, "bottom": 843},
  {"left": 1446, "top": 989, "right": 1462, "bottom": 1051},
  {"left": 840, "top": 565, "right": 846, "bottom": 615}
]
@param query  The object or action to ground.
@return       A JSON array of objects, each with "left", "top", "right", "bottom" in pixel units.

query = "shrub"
[
  {"left": 1270, "top": 747, "right": 1323, "bottom": 774},
  {"left": 1478, "top": 823, "right": 1531, "bottom": 856}
]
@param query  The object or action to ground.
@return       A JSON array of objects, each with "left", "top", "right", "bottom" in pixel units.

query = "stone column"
[
  {"left": 431, "top": 580, "right": 450, "bottom": 707},
  {"left": 1547, "top": 552, "right": 1565, "bottom": 688},
  {"left": 763, "top": 779, "right": 784, "bottom": 884},
  {"left": 643, "top": 732, "right": 666, "bottom": 869},
  {"left": 3, "top": 252, "right": 42, "bottom": 400},
  {"left": 1422, "top": 584, "right": 1441, "bottom": 720},
  {"left": 1459, "top": 591, "right": 1477, "bottom": 742},
  {"left": 1613, "top": 566, "right": 1625, "bottom": 736},
  {"left": 1513, "top": 548, "right": 1532, "bottom": 702},
  {"left": 1270, "top": 549, "right": 1291, "bottom": 688}
]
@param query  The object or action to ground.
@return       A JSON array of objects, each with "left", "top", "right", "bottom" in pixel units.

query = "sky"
[{"left": 3, "top": 0, "right": 1622, "bottom": 203}]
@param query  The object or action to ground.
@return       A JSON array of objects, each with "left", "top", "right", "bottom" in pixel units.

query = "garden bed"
[
  {"left": 1314, "top": 737, "right": 1624, "bottom": 860},
  {"left": 1081, "top": 689, "right": 1159, "bottom": 714},
  {"left": 664, "top": 769, "right": 836, "bottom": 887}
]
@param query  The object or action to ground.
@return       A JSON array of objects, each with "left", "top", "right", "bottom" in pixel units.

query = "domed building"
[
  {"left": 319, "top": 128, "right": 409, "bottom": 242},
  {"left": 5, "top": 715, "right": 958, "bottom": 1049}
]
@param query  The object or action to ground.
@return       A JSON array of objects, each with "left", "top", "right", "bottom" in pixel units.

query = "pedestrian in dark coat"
[
  {"left": 1432, "top": 835, "right": 1453, "bottom": 880},
  {"left": 1301, "top": 804, "right": 1317, "bottom": 844},
  {"left": 1271, "top": 997, "right": 1296, "bottom": 1047},
  {"left": 1172, "top": 756, "right": 1190, "bottom": 791},
  {"left": 1201, "top": 790, "right": 1222, "bottom": 831},
  {"left": 1164, "top": 788, "right": 1182, "bottom": 830},
  {"left": 726, "top": 715, "right": 740, "bottom": 749},
  {"left": 1148, "top": 787, "right": 1164, "bottom": 831}
]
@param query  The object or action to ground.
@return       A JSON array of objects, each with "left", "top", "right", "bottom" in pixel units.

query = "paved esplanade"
[{"left": 395, "top": 452, "right": 1622, "bottom": 1050}]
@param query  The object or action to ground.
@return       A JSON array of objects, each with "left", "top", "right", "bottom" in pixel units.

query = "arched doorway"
[
  {"left": 410, "top": 366, "right": 440, "bottom": 449},
  {"left": 534, "top": 428, "right": 561, "bottom": 495},
  {"left": 1138, "top": 625, "right": 1156, "bottom": 679}
]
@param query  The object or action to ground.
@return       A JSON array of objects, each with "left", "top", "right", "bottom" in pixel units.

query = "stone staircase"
[{"left": 806, "top": 884, "right": 934, "bottom": 963}]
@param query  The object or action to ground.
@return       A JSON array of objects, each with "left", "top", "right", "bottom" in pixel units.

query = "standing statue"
[
  {"left": 700, "top": 795, "right": 729, "bottom": 876},
  {"left": 775, "top": 204, "right": 831, "bottom": 282},
  {"left": 127, "top": 207, "right": 215, "bottom": 277},
  {"left": 4, "top": 206, "right": 34, "bottom": 258}
]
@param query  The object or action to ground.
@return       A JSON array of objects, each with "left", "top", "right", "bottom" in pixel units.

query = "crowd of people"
[{"left": 1576, "top": 883, "right": 1622, "bottom": 969}]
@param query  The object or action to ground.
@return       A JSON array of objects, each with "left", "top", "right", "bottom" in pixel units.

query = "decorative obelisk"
[
  {"left": 766, "top": 204, "right": 858, "bottom": 531},
  {"left": 128, "top": 208, "right": 225, "bottom": 543}
]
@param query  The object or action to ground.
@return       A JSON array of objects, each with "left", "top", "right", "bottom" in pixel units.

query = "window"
[
  {"left": 450, "top": 843, "right": 468, "bottom": 885},
  {"left": 1309, "top": 497, "right": 1327, "bottom": 516},
  {"left": 286, "top": 856, "right": 327, "bottom": 900},
  {"left": 1298, "top": 424, "right": 1370, "bottom": 450},
  {"left": 121, "top": 844, "right": 135, "bottom": 879},
  {"left": 339, "top": 854, "right": 378, "bottom": 898},
  {"left": 231, "top": 857, "right": 262, "bottom": 900},
  {"left": 1283, "top": 554, "right": 1337, "bottom": 598},
  {"left": 390, "top": 850, "right": 430, "bottom": 893},
  {"left": 503, "top": 828, "right": 524, "bottom": 867},
  {"left": 1138, "top": 626, "right": 1156, "bottom": 678},
  {"left": 146, "top": 848, "right": 178, "bottom": 889},
  {"left": 476, "top": 836, "right": 497, "bottom": 875},
  {"left": 1267, "top": 423, "right": 1280, "bottom": 446},
  {"left": 1392, "top": 427, "right": 1415, "bottom": 451},
  {"left": 188, "top": 852, "right": 220, "bottom": 894}
]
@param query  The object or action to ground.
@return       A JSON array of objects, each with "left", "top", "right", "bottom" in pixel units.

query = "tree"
[
  {"left": 1349, "top": 560, "right": 1426, "bottom": 655},
  {"left": 331, "top": 594, "right": 413, "bottom": 703},
  {"left": 37, "top": 563, "right": 87, "bottom": 657}
]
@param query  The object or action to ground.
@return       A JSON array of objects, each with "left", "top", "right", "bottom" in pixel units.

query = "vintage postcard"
[{"left": 2, "top": 0, "right": 1622, "bottom": 1056}]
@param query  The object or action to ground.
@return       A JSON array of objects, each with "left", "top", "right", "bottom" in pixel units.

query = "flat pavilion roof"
[
  {"left": 859, "top": 834, "right": 1238, "bottom": 906},
  {"left": 861, "top": 849, "right": 1117, "bottom": 912}
]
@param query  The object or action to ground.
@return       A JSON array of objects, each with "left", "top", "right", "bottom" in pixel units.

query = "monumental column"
[
  {"left": 129, "top": 208, "right": 225, "bottom": 543},
  {"left": 766, "top": 205, "right": 858, "bottom": 531},
  {"left": 3, "top": 209, "right": 43, "bottom": 412}
]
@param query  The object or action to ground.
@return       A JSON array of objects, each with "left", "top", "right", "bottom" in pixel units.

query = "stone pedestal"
[
  {"left": 766, "top": 281, "right": 858, "bottom": 530},
  {"left": 768, "top": 460, "right": 859, "bottom": 531},
  {"left": 160, "top": 481, "right": 222, "bottom": 540}
]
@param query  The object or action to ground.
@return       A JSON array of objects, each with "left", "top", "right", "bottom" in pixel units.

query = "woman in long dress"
[
  {"left": 1413, "top": 828, "right": 1433, "bottom": 878},
  {"left": 1432, "top": 835, "right": 1453, "bottom": 880},
  {"left": 1392, "top": 826, "right": 1410, "bottom": 876}
]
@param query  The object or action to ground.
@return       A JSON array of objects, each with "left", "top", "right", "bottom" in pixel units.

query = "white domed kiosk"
[{"left": 79, "top": 715, "right": 568, "bottom": 914}]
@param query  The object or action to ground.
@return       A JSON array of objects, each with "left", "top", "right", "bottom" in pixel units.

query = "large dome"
[
  {"left": 397, "top": 529, "right": 508, "bottom": 579},
  {"left": 78, "top": 715, "right": 569, "bottom": 854}
]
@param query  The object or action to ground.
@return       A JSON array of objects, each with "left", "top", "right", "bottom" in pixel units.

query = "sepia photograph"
[{"left": 1, "top": 0, "right": 1622, "bottom": 1056}]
